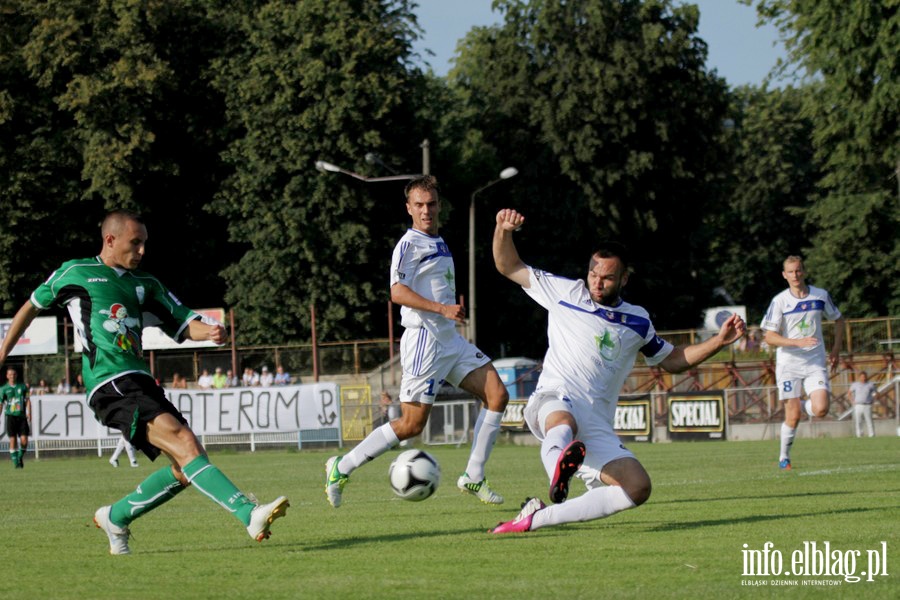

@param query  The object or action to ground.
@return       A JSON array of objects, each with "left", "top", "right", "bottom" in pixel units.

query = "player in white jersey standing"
[
  {"left": 489, "top": 208, "right": 746, "bottom": 533},
  {"left": 760, "top": 255, "right": 843, "bottom": 470},
  {"left": 325, "top": 175, "right": 509, "bottom": 508}
]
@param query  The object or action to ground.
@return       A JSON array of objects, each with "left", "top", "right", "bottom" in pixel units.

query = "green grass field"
[{"left": 4, "top": 436, "right": 898, "bottom": 599}]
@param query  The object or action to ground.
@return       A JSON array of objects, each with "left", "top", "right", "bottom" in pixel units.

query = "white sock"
[
  {"left": 111, "top": 437, "right": 126, "bottom": 461},
  {"left": 337, "top": 423, "right": 399, "bottom": 475},
  {"left": 531, "top": 485, "right": 635, "bottom": 530},
  {"left": 124, "top": 440, "right": 137, "bottom": 463},
  {"left": 464, "top": 410, "right": 503, "bottom": 481},
  {"left": 779, "top": 423, "right": 796, "bottom": 461},
  {"left": 803, "top": 399, "right": 814, "bottom": 417},
  {"left": 540, "top": 425, "right": 574, "bottom": 480}
]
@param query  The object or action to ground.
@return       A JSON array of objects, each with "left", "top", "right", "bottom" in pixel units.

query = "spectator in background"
[
  {"left": 56, "top": 378, "right": 71, "bottom": 394},
  {"left": 849, "top": 371, "right": 876, "bottom": 438},
  {"left": 212, "top": 367, "right": 227, "bottom": 389},
  {"left": 171, "top": 373, "right": 187, "bottom": 389},
  {"left": 274, "top": 365, "right": 291, "bottom": 386},
  {"left": 197, "top": 369, "right": 213, "bottom": 390},
  {"left": 33, "top": 379, "right": 50, "bottom": 395},
  {"left": 71, "top": 373, "right": 86, "bottom": 394},
  {"left": 225, "top": 369, "right": 239, "bottom": 387},
  {"left": 259, "top": 366, "right": 274, "bottom": 387},
  {"left": 1, "top": 366, "right": 31, "bottom": 468},
  {"left": 242, "top": 367, "right": 259, "bottom": 387}
]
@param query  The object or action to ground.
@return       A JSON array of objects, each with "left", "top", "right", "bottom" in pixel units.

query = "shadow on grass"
[
  {"left": 654, "top": 488, "right": 900, "bottom": 506},
  {"left": 641, "top": 505, "right": 900, "bottom": 532}
]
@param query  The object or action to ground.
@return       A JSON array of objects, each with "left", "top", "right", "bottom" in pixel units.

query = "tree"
[
  {"left": 1, "top": 0, "right": 238, "bottom": 312},
  {"left": 752, "top": 0, "right": 900, "bottom": 315},
  {"left": 447, "top": 0, "right": 732, "bottom": 356},
  {"left": 208, "top": 0, "right": 427, "bottom": 343},
  {"left": 709, "top": 85, "right": 819, "bottom": 322}
]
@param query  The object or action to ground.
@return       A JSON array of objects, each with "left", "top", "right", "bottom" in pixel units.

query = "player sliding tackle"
[{"left": 489, "top": 208, "right": 745, "bottom": 533}]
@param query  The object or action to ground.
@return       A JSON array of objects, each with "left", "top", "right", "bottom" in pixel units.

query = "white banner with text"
[{"left": 6, "top": 383, "right": 341, "bottom": 441}]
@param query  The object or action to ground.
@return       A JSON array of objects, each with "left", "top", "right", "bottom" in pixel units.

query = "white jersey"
[
  {"left": 390, "top": 228, "right": 458, "bottom": 343},
  {"left": 760, "top": 285, "right": 841, "bottom": 370},
  {"left": 523, "top": 266, "right": 674, "bottom": 417}
]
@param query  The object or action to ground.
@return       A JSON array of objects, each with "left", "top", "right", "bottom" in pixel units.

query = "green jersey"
[
  {"left": 30, "top": 257, "right": 198, "bottom": 399},
  {"left": 0, "top": 382, "right": 28, "bottom": 416}
]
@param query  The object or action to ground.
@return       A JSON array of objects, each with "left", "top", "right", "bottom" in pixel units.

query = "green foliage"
[
  {"left": 710, "top": 85, "right": 819, "bottom": 321},
  {"left": 208, "top": 0, "right": 425, "bottom": 344},
  {"left": 752, "top": 0, "right": 900, "bottom": 316},
  {"left": 0, "top": 1, "right": 246, "bottom": 312},
  {"left": 448, "top": 0, "right": 732, "bottom": 354}
]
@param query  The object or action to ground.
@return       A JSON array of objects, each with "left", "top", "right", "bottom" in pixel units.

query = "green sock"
[
  {"left": 9, "top": 450, "right": 16, "bottom": 465},
  {"left": 109, "top": 466, "right": 185, "bottom": 526},
  {"left": 182, "top": 455, "right": 255, "bottom": 526}
]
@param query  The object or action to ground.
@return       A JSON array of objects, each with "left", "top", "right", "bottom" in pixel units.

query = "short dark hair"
[
  {"left": 404, "top": 175, "right": 439, "bottom": 200},
  {"left": 591, "top": 241, "right": 629, "bottom": 270},
  {"left": 101, "top": 209, "right": 145, "bottom": 237}
]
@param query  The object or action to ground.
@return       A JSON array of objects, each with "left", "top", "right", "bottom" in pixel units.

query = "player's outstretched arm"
[
  {"left": 0, "top": 301, "right": 41, "bottom": 365},
  {"left": 390, "top": 283, "right": 465, "bottom": 322},
  {"left": 186, "top": 318, "right": 227, "bottom": 345},
  {"left": 660, "top": 313, "right": 746, "bottom": 373},
  {"left": 493, "top": 208, "right": 529, "bottom": 288}
]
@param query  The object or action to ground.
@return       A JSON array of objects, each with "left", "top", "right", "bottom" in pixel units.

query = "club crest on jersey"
[
  {"left": 794, "top": 314, "right": 814, "bottom": 336},
  {"left": 595, "top": 330, "right": 621, "bottom": 361},
  {"left": 135, "top": 285, "right": 145, "bottom": 304},
  {"left": 99, "top": 303, "right": 141, "bottom": 357}
]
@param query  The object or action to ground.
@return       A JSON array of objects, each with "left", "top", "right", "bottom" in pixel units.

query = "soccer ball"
[{"left": 388, "top": 449, "right": 441, "bottom": 501}]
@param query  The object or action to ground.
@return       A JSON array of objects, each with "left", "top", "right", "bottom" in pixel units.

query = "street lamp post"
[
  {"left": 468, "top": 167, "right": 518, "bottom": 344},
  {"left": 315, "top": 160, "right": 418, "bottom": 183}
]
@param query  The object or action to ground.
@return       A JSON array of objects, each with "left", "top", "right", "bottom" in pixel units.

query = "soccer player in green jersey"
[
  {"left": 1, "top": 366, "right": 31, "bottom": 469},
  {"left": 0, "top": 210, "right": 289, "bottom": 555}
]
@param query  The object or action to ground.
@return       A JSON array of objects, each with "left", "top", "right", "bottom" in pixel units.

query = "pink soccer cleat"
[
  {"left": 549, "top": 440, "right": 585, "bottom": 503},
  {"left": 490, "top": 497, "right": 546, "bottom": 534}
]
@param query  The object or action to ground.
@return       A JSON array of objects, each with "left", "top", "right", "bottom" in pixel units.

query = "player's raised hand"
[
  {"left": 718, "top": 313, "right": 746, "bottom": 345},
  {"left": 496, "top": 208, "right": 524, "bottom": 232}
]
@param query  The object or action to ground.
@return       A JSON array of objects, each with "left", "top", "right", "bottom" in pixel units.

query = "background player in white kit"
[
  {"left": 760, "top": 255, "right": 843, "bottom": 470},
  {"left": 489, "top": 208, "right": 745, "bottom": 533},
  {"left": 325, "top": 175, "right": 509, "bottom": 507}
]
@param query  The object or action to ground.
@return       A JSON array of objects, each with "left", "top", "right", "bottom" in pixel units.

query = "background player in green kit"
[
  {"left": 1, "top": 366, "right": 31, "bottom": 469},
  {"left": 0, "top": 210, "right": 289, "bottom": 555}
]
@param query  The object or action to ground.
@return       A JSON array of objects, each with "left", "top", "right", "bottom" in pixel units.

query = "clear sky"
[{"left": 411, "top": 0, "right": 788, "bottom": 87}]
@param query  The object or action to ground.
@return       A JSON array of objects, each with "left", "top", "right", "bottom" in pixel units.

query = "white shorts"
[
  {"left": 524, "top": 388, "right": 634, "bottom": 478},
  {"left": 775, "top": 363, "right": 830, "bottom": 400},
  {"left": 399, "top": 328, "right": 490, "bottom": 405}
]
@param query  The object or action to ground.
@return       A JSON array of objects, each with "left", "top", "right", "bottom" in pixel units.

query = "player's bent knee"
[{"left": 626, "top": 480, "right": 652, "bottom": 506}]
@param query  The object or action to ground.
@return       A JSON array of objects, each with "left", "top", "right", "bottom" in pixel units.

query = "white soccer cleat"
[
  {"left": 129, "top": 460, "right": 139, "bottom": 468},
  {"left": 246, "top": 496, "right": 290, "bottom": 542},
  {"left": 109, "top": 458, "right": 119, "bottom": 468},
  {"left": 325, "top": 456, "right": 349, "bottom": 508},
  {"left": 94, "top": 505, "right": 131, "bottom": 555},
  {"left": 457, "top": 473, "right": 504, "bottom": 505}
]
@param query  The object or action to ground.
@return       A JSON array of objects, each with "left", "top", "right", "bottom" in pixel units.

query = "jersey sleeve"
[
  {"left": 390, "top": 238, "right": 417, "bottom": 288},
  {"left": 522, "top": 266, "right": 576, "bottom": 310},
  {"left": 29, "top": 265, "right": 67, "bottom": 310},
  {"left": 760, "top": 297, "right": 782, "bottom": 333},
  {"left": 141, "top": 278, "right": 198, "bottom": 342},
  {"left": 822, "top": 290, "right": 842, "bottom": 321}
]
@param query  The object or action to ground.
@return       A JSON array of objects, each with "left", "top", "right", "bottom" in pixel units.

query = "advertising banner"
[
  {"left": 667, "top": 392, "right": 727, "bottom": 440},
  {"left": 0, "top": 316, "right": 58, "bottom": 356},
  {"left": 614, "top": 396, "right": 652, "bottom": 441},
  {"left": 2, "top": 383, "right": 340, "bottom": 441}
]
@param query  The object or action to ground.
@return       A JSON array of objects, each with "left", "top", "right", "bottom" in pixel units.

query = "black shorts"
[
  {"left": 90, "top": 373, "right": 187, "bottom": 461},
  {"left": 5, "top": 414, "right": 30, "bottom": 437}
]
